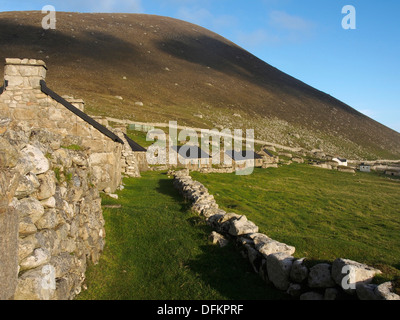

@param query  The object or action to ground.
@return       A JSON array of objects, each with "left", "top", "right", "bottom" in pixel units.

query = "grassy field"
[
  {"left": 191, "top": 164, "right": 400, "bottom": 286},
  {"left": 125, "top": 128, "right": 155, "bottom": 148},
  {"left": 77, "top": 171, "right": 285, "bottom": 300}
]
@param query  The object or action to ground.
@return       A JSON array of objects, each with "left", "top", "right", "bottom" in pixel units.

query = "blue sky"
[{"left": 1, "top": 0, "right": 400, "bottom": 133}]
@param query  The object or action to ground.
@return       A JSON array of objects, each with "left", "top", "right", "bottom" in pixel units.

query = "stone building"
[
  {"left": 385, "top": 170, "right": 400, "bottom": 177},
  {"left": 259, "top": 148, "right": 279, "bottom": 167},
  {"left": 0, "top": 58, "right": 123, "bottom": 192},
  {"left": 359, "top": 163, "right": 371, "bottom": 173},
  {"left": 123, "top": 133, "right": 148, "bottom": 172},
  {"left": 225, "top": 150, "right": 263, "bottom": 169},
  {"left": 0, "top": 58, "right": 132, "bottom": 300},
  {"left": 171, "top": 145, "right": 212, "bottom": 170}
]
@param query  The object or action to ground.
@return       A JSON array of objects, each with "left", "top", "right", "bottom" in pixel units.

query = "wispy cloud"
[
  {"left": 49, "top": 0, "right": 143, "bottom": 13},
  {"left": 89, "top": 0, "right": 143, "bottom": 13},
  {"left": 235, "top": 10, "right": 315, "bottom": 48},
  {"left": 176, "top": 7, "right": 213, "bottom": 25},
  {"left": 176, "top": 6, "right": 237, "bottom": 31},
  {"left": 237, "top": 29, "right": 280, "bottom": 48},
  {"left": 269, "top": 10, "right": 315, "bottom": 32},
  {"left": 268, "top": 10, "right": 316, "bottom": 44},
  {"left": 358, "top": 108, "right": 377, "bottom": 118}
]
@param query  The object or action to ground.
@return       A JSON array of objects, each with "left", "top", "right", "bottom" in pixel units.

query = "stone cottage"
[
  {"left": 259, "top": 148, "right": 279, "bottom": 168},
  {"left": 359, "top": 163, "right": 371, "bottom": 173},
  {"left": 171, "top": 145, "right": 212, "bottom": 170},
  {"left": 384, "top": 170, "right": 400, "bottom": 177},
  {"left": 0, "top": 58, "right": 123, "bottom": 192},
  {"left": 225, "top": 150, "right": 263, "bottom": 169}
]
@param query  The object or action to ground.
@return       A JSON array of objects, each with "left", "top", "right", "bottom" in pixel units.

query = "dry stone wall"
[
  {"left": 172, "top": 169, "right": 400, "bottom": 300},
  {"left": 0, "top": 58, "right": 123, "bottom": 300},
  {"left": 114, "top": 129, "right": 141, "bottom": 178},
  {"left": 0, "top": 119, "right": 105, "bottom": 300}
]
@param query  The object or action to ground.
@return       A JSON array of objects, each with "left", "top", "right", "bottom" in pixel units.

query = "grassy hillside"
[
  {"left": 191, "top": 165, "right": 400, "bottom": 286},
  {"left": 1, "top": 11, "right": 400, "bottom": 159},
  {"left": 77, "top": 172, "right": 285, "bottom": 300}
]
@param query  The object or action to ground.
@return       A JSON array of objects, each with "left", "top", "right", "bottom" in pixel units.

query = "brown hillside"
[{"left": 0, "top": 11, "right": 399, "bottom": 159}]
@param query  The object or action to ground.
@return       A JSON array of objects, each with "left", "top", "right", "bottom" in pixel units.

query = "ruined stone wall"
[
  {"left": 0, "top": 119, "right": 105, "bottom": 300},
  {"left": 172, "top": 169, "right": 400, "bottom": 300},
  {"left": 114, "top": 129, "right": 141, "bottom": 178}
]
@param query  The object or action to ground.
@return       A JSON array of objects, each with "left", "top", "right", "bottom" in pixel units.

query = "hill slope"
[{"left": 1, "top": 11, "right": 399, "bottom": 159}]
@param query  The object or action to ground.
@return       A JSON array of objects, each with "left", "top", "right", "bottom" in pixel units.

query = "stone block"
[
  {"left": 14, "top": 265, "right": 56, "bottom": 300},
  {"left": 266, "top": 252, "right": 295, "bottom": 291},
  {"left": 308, "top": 263, "right": 335, "bottom": 288},
  {"left": 20, "top": 144, "right": 50, "bottom": 175},
  {"left": 228, "top": 215, "right": 259, "bottom": 236},
  {"left": 331, "top": 258, "right": 382, "bottom": 294},
  {"left": 290, "top": 258, "right": 309, "bottom": 283},
  {"left": 250, "top": 233, "right": 295, "bottom": 257},
  {"left": 36, "top": 171, "right": 57, "bottom": 200},
  {"left": 19, "top": 248, "right": 51, "bottom": 271}
]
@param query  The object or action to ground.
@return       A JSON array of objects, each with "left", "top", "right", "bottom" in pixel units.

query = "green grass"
[
  {"left": 76, "top": 171, "right": 285, "bottom": 300},
  {"left": 191, "top": 164, "right": 400, "bottom": 284},
  {"left": 125, "top": 129, "right": 155, "bottom": 148},
  {"left": 61, "top": 144, "right": 83, "bottom": 151}
]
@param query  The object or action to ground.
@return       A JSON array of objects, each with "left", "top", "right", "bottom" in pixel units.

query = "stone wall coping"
[{"left": 5, "top": 58, "right": 47, "bottom": 69}]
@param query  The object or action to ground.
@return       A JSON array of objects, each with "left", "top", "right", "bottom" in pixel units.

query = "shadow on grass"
[
  {"left": 82, "top": 174, "right": 286, "bottom": 300},
  {"left": 156, "top": 174, "right": 286, "bottom": 300},
  {"left": 156, "top": 175, "right": 192, "bottom": 213},
  {"left": 186, "top": 243, "right": 288, "bottom": 300}
]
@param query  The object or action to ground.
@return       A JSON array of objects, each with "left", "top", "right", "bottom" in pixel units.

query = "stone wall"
[
  {"left": 0, "top": 58, "right": 122, "bottom": 193},
  {"left": 171, "top": 169, "right": 400, "bottom": 300},
  {"left": 115, "top": 129, "right": 141, "bottom": 178},
  {"left": 0, "top": 58, "right": 123, "bottom": 300},
  {"left": 0, "top": 119, "right": 105, "bottom": 300}
]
